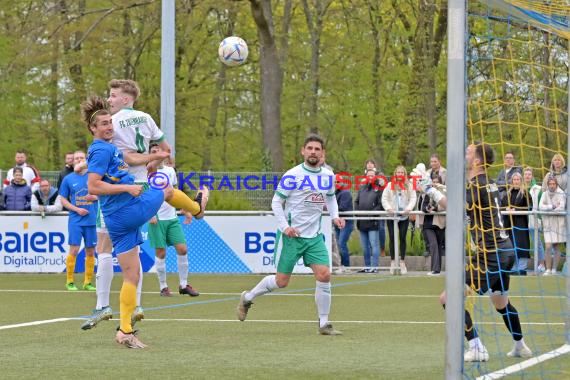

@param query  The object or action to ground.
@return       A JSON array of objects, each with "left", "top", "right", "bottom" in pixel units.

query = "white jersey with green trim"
[
  {"left": 275, "top": 163, "right": 336, "bottom": 238},
  {"left": 111, "top": 107, "right": 164, "bottom": 182},
  {"left": 156, "top": 166, "right": 178, "bottom": 220}
]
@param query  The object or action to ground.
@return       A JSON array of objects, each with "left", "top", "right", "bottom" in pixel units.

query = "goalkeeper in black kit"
[{"left": 412, "top": 142, "right": 532, "bottom": 362}]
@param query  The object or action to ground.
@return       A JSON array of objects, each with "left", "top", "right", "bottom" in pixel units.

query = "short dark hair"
[
  {"left": 149, "top": 143, "right": 159, "bottom": 152},
  {"left": 80, "top": 95, "right": 111, "bottom": 134},
  {"left": 303, "top": 134, "right": 324, "bottom": 149},
  {"left": 65, "top": 151, "right": 74, "bottom": 156},
  {"left": 473, "top": 141, "right": 494, "bottom": 167},
  {"left": 16, "top": 150, "right": 26, "bottom": 155},
  {"left": 12, "top": 166, "right": 23, "bottom": 175},
  {"left": 430, "top": 153, "right": 440, "bottom": 161},
  {"left": 504, "top": 151, "right": 515, "bottom": 158}
]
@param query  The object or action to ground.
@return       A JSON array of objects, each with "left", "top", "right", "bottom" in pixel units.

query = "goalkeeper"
[{"left": 411, "top": 142, "right": 532, "bottom": 362}]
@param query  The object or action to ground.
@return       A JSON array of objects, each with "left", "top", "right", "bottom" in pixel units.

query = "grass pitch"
[{"left": 0, "top": 273, "right": 568, "bottom": 379}]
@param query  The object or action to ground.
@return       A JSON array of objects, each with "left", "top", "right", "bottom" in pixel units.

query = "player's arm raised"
[{"left": 122, "top": 149, "right": 170, "bottom": 166}]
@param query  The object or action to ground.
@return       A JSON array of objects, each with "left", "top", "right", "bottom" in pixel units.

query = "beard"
[{"left": 306, "top": 156, "right": 319, "bottom": 166}]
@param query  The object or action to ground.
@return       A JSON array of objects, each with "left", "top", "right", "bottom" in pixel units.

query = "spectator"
[
  {"left": 418, "top": 174, "right": 446, "bottom": 275},
  {"left": 539, "top": 176, "right": 566, "bottom": 275},
  {"left": 427, "top": 153, "right": 447, "bottom": 185},
  {"left": 501, "top": 172, "right": 531, "bottom": 275},
  {"left": 542, "top": 153, "right": 568, "bottom": 192},
  {"left": 355, "top": 169, "right": 383, "bottom": 273},
  {"left": 496, "top": 151, "right": 522, "bottom": 196},
  {"left": 335, "top": 186, "right": 354, "bottom": 271},
  {"left": 382, "top": 165, "right": 417, "bottom": 274},
  {"left": 3, "top": 150, "right": 40, "bottom": 190},
  {"left": 523, "top": 167, "right": 545, "bottom": 272},
  {"left": 56, "top": 152, "right": 75, "bottom": 190},
  {"left": 364, "top": 158, "right": 387, "bottom": 257},
  {"left": 3, "top": 167, "right": 32, "bottom": 211},
  {"left": 31, "top": 179, "right": 62, "bottom": 213}
]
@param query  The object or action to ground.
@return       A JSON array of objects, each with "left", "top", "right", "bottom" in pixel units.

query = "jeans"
[
  {"left": 334, "top": 220, "right": 354, "bottom": 267},
  {"left": 529, "top": 227, "right": 545, "bottom": 261},
  {"left": 359, "top": 229, "right": 380, "bottom": 267},
  {"left": 378, "top": 219, "right": 386, "bottom": 250}
]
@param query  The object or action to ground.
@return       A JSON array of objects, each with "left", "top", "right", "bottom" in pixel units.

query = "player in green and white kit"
[
  {"left": 237, "top": 134, "right": 346, "bottom": 335},
  {"left": 148, "top": 144, "right": 199, "bottom": 297}
]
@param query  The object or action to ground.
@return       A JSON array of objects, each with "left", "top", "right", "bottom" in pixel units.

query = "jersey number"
[{"left": 135, "top": 127, "right": 145, "bottom": 153}]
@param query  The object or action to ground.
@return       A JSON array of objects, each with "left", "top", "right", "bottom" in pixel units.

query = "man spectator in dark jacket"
[
  {"left": 335, "top": 187, "right": 354, "bottom": 270},
  {"left": 31, "top": 179, "right": 62, "bottom": 213},
  {"left": 56, "top": 152, "right": 75, "bottom": 189},
  {"left": 497, "top": 151, "right": 522, "bottom": 195},
  {"left": 355, "top": 169, "right": 384, "bottom": 272},
  {"left": 3, "top": 167, "right": 32, "bottom": 211}
]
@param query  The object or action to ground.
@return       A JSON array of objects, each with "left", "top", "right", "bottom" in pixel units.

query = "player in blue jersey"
[
  {"left": 59, "top": 150, "right": 98, "bottom": 291},
  {"left": 81, "top": 95, "right": 207, "bottom": 348}
]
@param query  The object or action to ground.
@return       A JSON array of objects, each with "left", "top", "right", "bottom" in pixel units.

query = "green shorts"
[
  {"left": 148, "top": 218, "right": 186, "bottom": 248},
  {"left": 275, "top": 232, "right": 330, "bottom": 274}
]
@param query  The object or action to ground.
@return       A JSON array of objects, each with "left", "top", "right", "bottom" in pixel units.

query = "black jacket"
[
  {"left": 355, "top": 182, "right": 383, "bottom": 231},
  {"left": 56, "top": 165, "right": 74, "bottom": 190}
]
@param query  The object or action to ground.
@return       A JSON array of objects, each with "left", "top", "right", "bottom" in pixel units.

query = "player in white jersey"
[
  {"left": 147, "top": 144, "right": 199, "bottom": 297},
  {"left": 236, "top": 134, "right": 346, "bottom": 335},
  {"left": 82, "top": 80, "right": 208, "bottom": 331}
]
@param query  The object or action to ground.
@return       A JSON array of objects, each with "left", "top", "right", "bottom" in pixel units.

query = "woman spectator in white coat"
[
  {"left": 382, "top": 165, "right": 417, "bottom": 274},
  {"left": 539, "top": 176, "right": 566, "bottom": 275}
]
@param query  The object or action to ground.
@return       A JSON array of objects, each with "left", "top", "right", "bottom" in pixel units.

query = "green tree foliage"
[{"left": 0, "top": 1, "right": 565, "bottom": 178}]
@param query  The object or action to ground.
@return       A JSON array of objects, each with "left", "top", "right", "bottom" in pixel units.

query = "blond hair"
[{"left": 108, "top": 79, "right": 140, "bottom": 100}]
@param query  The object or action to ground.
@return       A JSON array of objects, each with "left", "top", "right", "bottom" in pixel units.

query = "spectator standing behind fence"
[
  {"left": 31, "top": 179, "right": 62, "bottom": 214},
  {"left": 523, "top": 167, "right": 545, "bottom": 272},
  {"left": 539, "top": 176, "right": 566, "bottom": 275},
  {"left": 56, "top": 152, "right": 75, "bottom": 190},
  {"left": 496, "top": 151, "right": 522, "bottom": 196},
  {"left": 427, "top": 154, "right": 447, "bottom": 185},
  {"left": 501, "top": 172, "right": 531, "bottom": 275},
  {"left": 334, "top": 186, "right": 354, "bottom": 271},
  {"left": 355, "top": 169, "right": 383, "bottom": 273},
  {"left": 542, "top": 153, "right": 568, "bottom": 192},
  {"left": 3, "top": 167, "right": 32, "bottom": 211},
  {"left": 418, "top": 174, "right": 445, "bottom": 275},
  {"left": 364, "top": 159, "right": 387, "bottom": 257},
  {"left": 3, "top": 150, "right": 40, "bottom": 190},
  {"left": 382, "top": 165, "right": 417, "bottom": 274}
]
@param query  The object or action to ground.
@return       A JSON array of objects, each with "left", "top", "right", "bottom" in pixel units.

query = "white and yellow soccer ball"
[{"left": 218, "top": 36, "right": 248, "bottom": 67}]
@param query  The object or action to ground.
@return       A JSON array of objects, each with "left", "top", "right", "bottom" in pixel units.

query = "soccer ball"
[{"left": 218, "top": 36, "right": 248, "bottom": 67}]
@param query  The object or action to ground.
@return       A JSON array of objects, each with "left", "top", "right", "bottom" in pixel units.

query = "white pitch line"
[
  {"left": 0, "top": 318, "right": 71, "bottom": 331},
  {"left": 476, "top": 344, "right": 570, "bottom": 380},
  {"left": 134, "top": 318, "right": 564, "bottom": 326},
  {"left": 0, "top": 289, "right": 563, "bottom": 299}
]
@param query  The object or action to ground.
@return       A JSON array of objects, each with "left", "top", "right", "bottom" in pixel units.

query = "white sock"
[
  {"left": 95, "top": 253, "right": 113, "bottom": 309},
  {"left": 515, "top": 338, "right": 527, "bottom": 349},
  {"left": 177, "top": 255, "right": 189, "bottom": 288},
  {"left": 315, "top": 280, "right": 331, "bottom": 328},
  {"left": 469, "top": 337, "right": 485, "bottom": 350},
  {"left": 245, "top": 275, "right": 278, "bottom": 301},
  {"left": 155, "top": 257, "right": 167, "bottom": 290},
  {"left": 136, "top": 261, "right": 143, "bottom": 306}
]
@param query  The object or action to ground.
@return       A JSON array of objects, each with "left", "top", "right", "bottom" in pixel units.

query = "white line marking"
[
  {"left": 476, "top": 344, "right": 570, "bottom": 380},
  {"left": 0, "top": 318, "right": 71, "bottom": 331},
  {"left": 0, "top": 289, "right": 563, "bottom": 299},
  {"left": 126, "top": 318, "right": 564, "bottom": 326}
]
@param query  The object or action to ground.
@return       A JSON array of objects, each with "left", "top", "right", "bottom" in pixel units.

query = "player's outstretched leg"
[
  {"left": 166, "top": 187, "right": 209, "bottom": 219},
  {"left": 237, "top": 275, "right": 279, "bottom": 321},
  {"left": 81, "top": 306, "right": 113, "bottom": 330}
]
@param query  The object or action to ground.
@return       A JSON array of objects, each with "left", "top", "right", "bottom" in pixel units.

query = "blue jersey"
[
  {"left": 59, "top": 172, "right": 98, "bottom": 226},
  {"left": 87, "top": 139, "right": 135, "bottom": 216}
]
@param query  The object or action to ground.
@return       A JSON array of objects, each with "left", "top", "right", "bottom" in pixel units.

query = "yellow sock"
[
  {"left": 66, "top": 254, "right": 76, "bottom": 283},
  {"left": 84, "top": 256, "right": 95, "bottom": 285},
  {"left": 119, "top": 282, "right": 137, "bottom": 333},
  {"left": 168, "top": 189, "right": 200, "bottom": 215}
]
